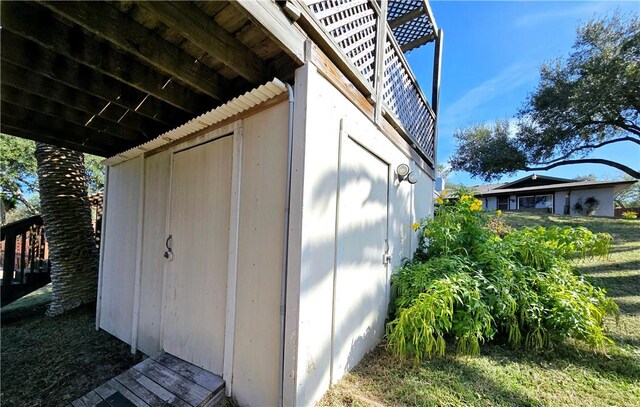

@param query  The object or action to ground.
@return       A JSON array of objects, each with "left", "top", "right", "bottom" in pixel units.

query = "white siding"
[
  {"left": 569, "top": 187, "right": 615, "bottom": 217},
  {"left": 99, "top": 157, "right": 142, "bottom": 344},
  {"left": 289, "top": 66, "right": 434, "bottom": 407},
  {"left": 554, "top": 190, "right": 569, "bottom": 215},
  {"left": 485, "top": 196, "right": 497, "bottom": 211},
  {"left": 232, "top": 102, "right": 288, "bottom": 407},
  {"left": 137, "top": 151, "right": 170, "bottom": 355}
]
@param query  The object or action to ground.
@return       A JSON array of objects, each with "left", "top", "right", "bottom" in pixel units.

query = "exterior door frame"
[
  {"left": 330, "top": 119, "right": 391, "bottom": 383},
  {"left": 159, "top": 120, "right": 243, "bottom": 390}
]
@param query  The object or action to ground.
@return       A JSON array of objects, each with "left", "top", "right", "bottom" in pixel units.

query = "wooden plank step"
[
  {"left": 133, "top": 358, "right": 212, "bottom": 406},
  {"left": 71, "top": 390, "right": 103, "bottom": 407},
  {"left": 71, "top": 354, "right": 224, "bottom": 407},
  {"left": 153, "top": 352, "right": 225, "bottom": 393},
  {"left": 94, "top": 380, "right": 149, "bottom": 407},
  {"left": 116, "top": 368, "right": 191, "bottom": 407}
]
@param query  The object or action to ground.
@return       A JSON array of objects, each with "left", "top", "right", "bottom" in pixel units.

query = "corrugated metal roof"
[{"left": 104, "top": 78, "right": 288, "bottom": 166}]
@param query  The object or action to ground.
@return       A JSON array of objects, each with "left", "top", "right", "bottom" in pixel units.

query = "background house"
[{"left": 474, "top": 175, "right": 637, "bottom": 217}]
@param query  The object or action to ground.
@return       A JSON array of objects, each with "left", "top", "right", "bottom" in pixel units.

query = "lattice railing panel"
[
  {"left": 307, "top": 0, "right": 378, "bottom": 86},
  {"left": 387, "top": 0, "right": 436, "bottom": 50},
  {"left": 382, "top": 36, "right": 436, "bottom": 161}
]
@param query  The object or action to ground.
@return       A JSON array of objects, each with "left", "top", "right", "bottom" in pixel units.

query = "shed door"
[
  {"left": 332, "top": 135, "right": 389, "bottom": 382},
  {"left": 163, "top": 136, "right": 232, "bottom": 374}
]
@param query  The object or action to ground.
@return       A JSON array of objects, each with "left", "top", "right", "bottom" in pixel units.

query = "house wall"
[
  {"left": 484, "top": 196, "right": 497, "bottom": 211},
  {"left": 569, "top": 187, "right": 615, "bottom": 217},
  {"left": 285, "top": 65, "right": 434, "bottom": 407},
  {"left": 99, "top": 102, "right": 289, "bottom": 407},
  {"left": 554, "top": 191, "right": 568, "bottom": 215}
]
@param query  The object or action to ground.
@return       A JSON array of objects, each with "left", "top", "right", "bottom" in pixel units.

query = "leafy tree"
[
  {"left": 451, "top": 12, "right": 640, "bottom": 181},
  {"left": 1, "top": 134, "right": 39, "bottom": 215},
  {"left": 615, "top": 175, "right": 640, "bottom": 207},
  {"left": 0, "top": 134, "right": 104, "bottom": 224}
]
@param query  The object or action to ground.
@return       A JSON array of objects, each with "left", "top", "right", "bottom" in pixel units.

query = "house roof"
[
  {"left": 494, "top": 174, "right": 573, "bottom": 190},
  {"left": 475, "top": 179, "right": 637, "bottom": 196}
]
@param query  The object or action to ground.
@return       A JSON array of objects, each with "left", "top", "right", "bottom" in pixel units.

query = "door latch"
[
  {"left": 164, "top": 234, "right": 173, "bottom": 261},
  {"left": 383, "top": 239, "right": 392, "bottom": 265}
]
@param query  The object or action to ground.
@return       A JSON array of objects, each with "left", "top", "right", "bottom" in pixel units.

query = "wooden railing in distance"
[
  {"left": 299, "top": 0, "right": 437, "bottom": 166},
  {"left": 1, "top": 215, "right": 49, "bottom": 284}
]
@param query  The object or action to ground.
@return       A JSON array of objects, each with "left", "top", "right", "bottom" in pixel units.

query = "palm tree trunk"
[{"left": 35, "top": 142, "right": 98, "bottom": 316}]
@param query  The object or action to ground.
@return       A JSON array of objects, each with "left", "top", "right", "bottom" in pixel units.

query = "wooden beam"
[
  {"left": 1, "top": 123, "right": 113, "bottom": 157},
  {"left": 388, "top": 7, "right": 424, "bottom": 29},
  {"left": 1, "top": 1, "right": 216, "bottom": 113},
  {"left": 374, "top": 0, "right": 388, "bottom": 124},
  {"left": 1, "top": 101, "right": 120, "bottom": 147},
  {"left": 431, "top": 28, "right": 443, "bottom": 167},
  {"left": 0, "top": 35, "right": 189, "bottom": 126},
  {"left": 0, "top": 62, "right": 168, "bottom": 136},
  {"left": 232, "top": 0, "right": 306, "bottom": 65},
  {"left": 1, "top": 84, "right": 144, "bottom": 142},
  {"left": 400, "top": 33, "right": 436, "bottom": 53},
  {"left": 139, "top": 1, "right": 267, "bottom": 84},
  {"left": 41, "top": 1, "right": 231, "bottom": 99}
]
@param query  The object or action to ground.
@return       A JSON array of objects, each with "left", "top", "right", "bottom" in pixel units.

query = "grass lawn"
[
  {"left": 319, "top": 213, "right": 640, "bottom": 407},
  {"left": 1, "top": 292, "right": 140, "bottom": 406}
]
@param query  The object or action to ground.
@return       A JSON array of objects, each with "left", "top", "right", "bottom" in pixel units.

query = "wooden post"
[
  {"left": 3, "top": 233, "right": 16, "bottom": 283},
  {"left": 373, "top": 0, "right": 388, "bottom": 124},
  {"left": 431, "top": 28, "right": 443, "bottom": 166},
  {"left": 20, "top": 231, "right": 27, "bottom": 283}
]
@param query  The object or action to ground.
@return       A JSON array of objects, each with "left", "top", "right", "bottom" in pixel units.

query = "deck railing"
[{"left": 302, "top": 0, "right": 437, "bottom": 165}]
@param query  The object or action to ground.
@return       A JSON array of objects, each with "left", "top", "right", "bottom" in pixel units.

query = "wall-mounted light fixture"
[{"left": 396, "top": 164, "right": 418, "bottom": 184}]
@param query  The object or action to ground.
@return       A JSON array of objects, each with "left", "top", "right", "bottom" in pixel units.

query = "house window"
[
  {"left": 518, "top": 195, "right": 553, "bottom": 211},
  {"left": 497, "top": 197, "right": 509, "bottom": 211}
]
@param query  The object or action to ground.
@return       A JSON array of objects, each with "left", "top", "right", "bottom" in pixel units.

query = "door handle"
[
  {"left": 164, "top": 234, "right": 173, "bottom": 261},
  {"left": 383, "top": 239, "right": 391, "bottom": 265}
]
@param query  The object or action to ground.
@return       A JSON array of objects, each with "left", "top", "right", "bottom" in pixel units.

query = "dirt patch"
[{"left": 1, "top": 304, "right": 140, "bottom": 406}]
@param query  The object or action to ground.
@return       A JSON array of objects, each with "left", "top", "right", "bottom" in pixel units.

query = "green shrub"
[
  {"left": 622, "top": 210, "right": 638, "bottom": 219},
  {"left": 387, "top": 191, "right": 617, "bottom": 361}
]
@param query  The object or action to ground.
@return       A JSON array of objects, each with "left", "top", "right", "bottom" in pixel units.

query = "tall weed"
[{"left": 387, "top": 191, "right": 617, "bottom": 361}]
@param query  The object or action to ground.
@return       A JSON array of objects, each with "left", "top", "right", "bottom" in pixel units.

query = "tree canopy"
[{"left": 451, "top": 12, "right": 640, "bottom": 181}]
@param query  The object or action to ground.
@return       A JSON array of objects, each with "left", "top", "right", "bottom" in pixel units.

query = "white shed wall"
[
  {"left": 232, "top": 102, "right": 288, "bottom": 407},
  {"left": 137, "top": 151, "right": 170, "bottom": 356},
  {"left": 289, "top": 66, "right": 434, "bottom": 407},
  {"left": 99, "top": 102, "right": 289, "bottom": 407},
  {"left": 99, "top": 157, "right": 142, "bottom": 343}
]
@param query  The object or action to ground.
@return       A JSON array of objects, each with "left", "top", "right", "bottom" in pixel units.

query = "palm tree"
[{"left": 35, "top": 142, "right": 98, "bottom": 315}]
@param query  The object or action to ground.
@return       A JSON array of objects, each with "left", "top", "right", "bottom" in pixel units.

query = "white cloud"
[
  {"left": 438, "top": 62, "right": 537, "bottom": 138},
  {"left": 513, "top": 2, "right": 608, "bottom": 28}
]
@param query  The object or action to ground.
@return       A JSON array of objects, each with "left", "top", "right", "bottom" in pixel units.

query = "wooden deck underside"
[{"left": 71, "top": 353, "right": 225, "bottom": 407}]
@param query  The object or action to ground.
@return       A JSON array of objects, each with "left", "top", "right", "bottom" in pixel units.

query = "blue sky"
[{"left": 406, "top": 1, "right": 640, "bottom": 186}]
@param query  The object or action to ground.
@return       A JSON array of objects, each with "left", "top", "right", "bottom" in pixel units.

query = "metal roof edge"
[{"left": 103, "top": 78, "right": 288, "bottom": 166}]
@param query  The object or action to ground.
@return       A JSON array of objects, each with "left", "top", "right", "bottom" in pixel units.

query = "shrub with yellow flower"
[
  {"left": 436, "top": 197, "right": 444, "bottom": 205},
  {"left": 412, "top": 222, "right": 421, "bottom": 231},
  {"left": 496, "top": 210, "right": 502, "bottom": 216},
  {"left": 469, "top": 198, "right": 483, "bottom": 211}
]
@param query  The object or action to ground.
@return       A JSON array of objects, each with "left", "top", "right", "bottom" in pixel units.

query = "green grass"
[
  {"left": 319, "top": 213, "right": 640, "bottom": 407},
  {"left": 1, "top": 283, "right": 52, "bottom": 323},
  {"left": 1, "top": 303, "right": 140, "bottom": 406}
]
